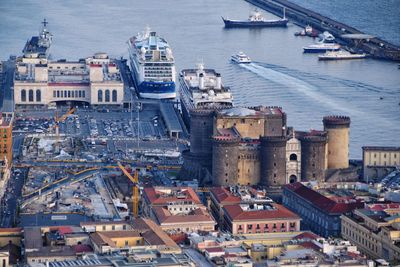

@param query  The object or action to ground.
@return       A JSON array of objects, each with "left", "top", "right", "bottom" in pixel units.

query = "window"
[
  {"left": 105, "top": 89, "right": 110, "bottom": 102},
  {"left": 36, "top": 90, "right": 41, "bottom": 102},
  {"left": 238, "top": 225, "right": 242, "bottom": 230},
  {"left": 78, "top": 91, "right": 82, "bottom": 98},
  {"left": 67, "top": 91, "right": 71, "bottom": 98},
  {"left": 28, "top": 89, "right": 34, "bottom": 102},
  {"left": 281, "top": 223, "right": 285, "bottom": 228},
  {"left": 57, "top": 90, "right": 60, "bottom": 98},
  {"left": 21, "top": 89, "right": 26, "bottom": 102},
  {"left": 82, "top": 90, "right": 86, "bottom": 98},
  {"left": 98, "top": 90, "right": 103, "bottom": 102},
  {"left": 53, "top": 91, "right": 56, "bottom": 97},
  {"left": 112, "top": 89, "right": 117, "bottom": 102},
  {"left": 112, "top": 225, "right": 115, "bottom": 230},
  {"left": 290, "top": 222, "right": 296, "bottom": 228},
  {"left": 102, "top": 225, "right": 106, "bottom": 231},
  {"left": 273, "top": 224, "right": 276, "bottom": 229},
  {"left": 289, "top": 153, "right": 297, "bottom": 161},
  {"left": 125, "top": 240, "right": 129, "bottom": 246},
  {"left": 248, "top": 224, "right": 253, "bottom": 230},
  {"left": 61, "top": 91, "right": 64, "bottom": 97},
  {"left": 71, "top": 91, "right": 75, "bottom": 98}
]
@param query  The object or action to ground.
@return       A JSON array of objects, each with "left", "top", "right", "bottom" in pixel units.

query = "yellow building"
[
  {"left": 341, "top": 203, "right": 400, "bottom": 263},
  {"left": 90, "top": 231, "right": 144, "bottom": 253},
  {"left": 0, "top": 113, "right": 14, "bottom": 166},
  {"left": 363, "top": 146, "right": 400, "bottom": 181}
]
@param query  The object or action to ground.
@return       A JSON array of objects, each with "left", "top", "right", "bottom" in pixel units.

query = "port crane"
[{"left": 117, "top": 162, "right": 139, "bottom": 218}]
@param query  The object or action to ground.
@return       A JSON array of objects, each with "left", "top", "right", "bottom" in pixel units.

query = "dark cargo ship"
[{"left": 222, "top": 9, "right": 288, "bottom": 28}]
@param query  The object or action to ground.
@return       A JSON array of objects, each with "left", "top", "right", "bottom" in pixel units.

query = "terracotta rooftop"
[
  {"left": 152, "top": 206, "right": 215, "bottom": 225},
  {"left": 210, "top": 187, "right": 241, "bottom": 204},
  {"left": 80, "top": 221, "right": 128, "bottom": 226},
  {"left": 284, "top": 182, "right": 364, "bottom": 214},
  {"left": 143, "top": 186, "right": 201, "bottom": 205},
  {"left": 223, "top": 203, "right": 300, "bottom": 221}
]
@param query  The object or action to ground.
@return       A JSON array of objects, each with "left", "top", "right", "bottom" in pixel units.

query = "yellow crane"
[
  {"left": 47, "top": 107, "right": 76, "bottom": 152},
  {"left": 117, "top": 162, "right": 139, "bottom": 218}
]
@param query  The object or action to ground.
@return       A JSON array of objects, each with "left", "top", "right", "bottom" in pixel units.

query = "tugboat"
[
  {"left": 231, "top": 52, "right": 251, "bottom": 64},
  {"left": 295, "top": 25, "right": 319, "bottom": 37},
  {"left": 222, "top": 8, "right": 288, "bottom": 28}
]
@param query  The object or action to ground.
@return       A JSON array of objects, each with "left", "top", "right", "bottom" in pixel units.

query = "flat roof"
[
  {"left": 363, "top": 146, "right": 400, "bottom": 152},
  {"left": 160, "top": 102, "right": 183, "bottom": 133}
]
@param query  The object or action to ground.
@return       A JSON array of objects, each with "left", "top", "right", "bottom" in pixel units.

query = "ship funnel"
[
  {"left": 215, "top": 73, "right": 222, "bottom": 90},
  {"left": 199, "top": 73, "right": 205, "bottom": 90}
]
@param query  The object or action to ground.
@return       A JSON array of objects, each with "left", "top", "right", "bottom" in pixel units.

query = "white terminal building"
[{"left": 14, "top": 20, "right": 124, "bottom": 107}]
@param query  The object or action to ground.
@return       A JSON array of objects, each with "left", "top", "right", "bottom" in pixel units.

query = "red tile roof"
[
  {"left": 143, "top": 187, "right": 201, "bottom": 205},
  {"left": 205, "top": 247, "right": 224, "bottom": 253},
  {"left": 223, "top": 203, "right": 300, "bottom": 222},
  {"left": 294, "top": 232, "right": 320, "bottom": 241},
  {"left": 284, "top": 182, "right": 364, "bottom": 214},
  {"left": 300, "top": 241, "right": 320, "bottom": 251},
  {"left": 73, "top": 244, "right": 92, "bottom": 253},
  {"left": 210, "top": 187, "right": 241, "bottom": 204},
  {"left": 152, "top": 206, "right": 215, "bottom": 225}
]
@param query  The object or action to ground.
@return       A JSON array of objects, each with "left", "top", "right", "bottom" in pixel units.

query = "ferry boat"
[
  {"left": 179, "top": 63, "right": 234, "bottom": 128},
  {"left": 303, "top": 41, "right": 341, "bottom": 53},
  {"left": 231, "top": 52, "right": 251, "bottom": 64},
  {"left": 222, "top": 9, "right": 288, "bottom": 28},
  {"left": 128, "top": 27, "right": 176, "bottom": 99},
  {"left": 22, "top": 19, "right": 52, "bottom": 60},
  {"left": 318, "top": 50, "right": 366, "bottom": 60}
]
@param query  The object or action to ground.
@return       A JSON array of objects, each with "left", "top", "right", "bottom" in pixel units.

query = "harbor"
[{"left": 245, "top": 0, "right": 400, "bottom": 61}]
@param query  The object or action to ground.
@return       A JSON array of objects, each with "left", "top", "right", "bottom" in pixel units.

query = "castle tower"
[
  {"left": 323, "top": 116, "right": 351, "bottom": 169},
  {"left": 259, "top": 136, "right": 287, "bottom": 186},
  {"left": 212, "top": 136, "right": 240, "bottom": 186},
  {"left": 299, "top": 134, "right": 327, "bottom": 181},
  {"left": 189, "top": 109, "right": 215, "bottom": 156}
]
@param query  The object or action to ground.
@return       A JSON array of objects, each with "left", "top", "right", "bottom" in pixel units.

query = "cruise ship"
[
  {"left": 179, "top": 63, "right": 234, "bottom": 128},
  {"left": 128, "top": 28, "right": 176, "bottom": 99}
]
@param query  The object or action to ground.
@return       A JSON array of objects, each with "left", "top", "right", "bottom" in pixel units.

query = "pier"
[{"left": 245, "top": 0, "right": 400, "bottom": 61}]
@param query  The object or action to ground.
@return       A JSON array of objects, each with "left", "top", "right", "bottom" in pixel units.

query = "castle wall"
[
  {"left": 237, "top": 145, "right": 260, "bottom": 185},
  {"left": 212, "top": 138, "right": 240, "bottom": 186},
  {"left": 259, "top": 136, "right": 287, "bottom": 186}
]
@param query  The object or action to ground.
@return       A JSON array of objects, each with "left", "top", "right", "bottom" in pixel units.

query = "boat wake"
[{"left": 238, "top": 62, "right": 360, "bottom": 115}]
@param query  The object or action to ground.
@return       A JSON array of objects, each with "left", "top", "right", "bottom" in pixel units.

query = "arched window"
[
  {"left": 67, "top": 91, "right": 71, "bottom": 98},
  {"left": 112, "top": 90, "right": 117, "bottom": 102},
  {"left": 105, "top": 89, "right": 110, "bottom": 102},
  {"left": 71, "top": 91, "right": 75, "bottom": 98},
  {"left": 289, "top": 153, "right": 297, "bottom": 161},
  {"left": 98, "top": 90, "right": 103, "bottom": 102},
  {"left": 82, "top": 90, "right": 86, "bottom": 98},
  {"left": 78, "top": 91, "right": 82, "bottom": 98},
  {"left": 21, "top": 89, "right": 26, "bottom": 102},
  {"left": 36, "top": 90, "right": 41, "bottom": 102},
  {"left": 28, "top": 89, "right": 34, "bottom": 102}
]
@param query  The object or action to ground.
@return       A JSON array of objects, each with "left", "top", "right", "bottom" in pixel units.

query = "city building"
[
  {"left": 142, "top": 187, "right": 216, "bottom": 233},
  {"left": 82, "top": 219, "right": 181, "bottom": 254},
  {"left": 222, "top": 202, "right": 301, "bottom": 235},
  {"left": 181, "top": 106, "right": 351, "bottom": 187},
  {"left": 283, "top": 182, "right": 364, "bottom": 237},
  {"left": 23, "top": 226, "right": 92, "bottom": 265},
  {"left": 209, "top": 186, "right": 273, "bottom": 226},
  {"left": 14, "top": 53, "right": 124, "bottom": 107},
  {"left": 362, "top": 146, "right": 400, "bottom": 181},
  {"left": 0, "top": 113, "right": 14, "bottom": 200},
  {"left": 341, "top": 203, "right": 400, "bottom": 262}
]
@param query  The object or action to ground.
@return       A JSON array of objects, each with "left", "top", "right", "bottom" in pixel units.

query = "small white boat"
[
  {"left": 318, "top": 50, "right": 366, "bottom": 60},
  {"left": 231, "top": 52, "right": 251, "bottom": 63}
]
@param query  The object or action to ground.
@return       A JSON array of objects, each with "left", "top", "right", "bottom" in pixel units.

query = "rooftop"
[
  {"left": 363, "top": 146, "right": 400, "bottom": 152},
  {"left": 210, "top": 186, "right": 273, "bottom": 205},
  {"left": 284, "top": 182, "right": 364, "bottom": 214},
  {"left": 218, "top": 106, "right": 283, "bottom": 117},
  {"left": 143, "top": 186, "right": 201, "bottom": 206},
  {"left": 152, "top": 206, "right": 216, "bottom": 225},
  {"left": 223, "top": 203, "right": 300, "bottom": 221}
]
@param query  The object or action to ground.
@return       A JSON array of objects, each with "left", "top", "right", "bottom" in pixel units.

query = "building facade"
[
  {"left": 362, "top": 146, "right": 400, "bottom": 181},
  {"left": 222, "top": 202, "right": 301, "bottom": 235},
  {"left": 142, "top": 187, "right": 216, "bottom": 233},
  {"left": 14, "top": 53, "right": 124, "bottom": 107},
  {"left": 283, "top": 182, "right": 364, "bottom": 237},
  {"left": 341, "top": 203, "right": 400, "bottom": 262}
]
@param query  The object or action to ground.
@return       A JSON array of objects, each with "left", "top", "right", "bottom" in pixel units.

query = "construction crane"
[
  {"left": 47, "top": 107, "right": 76, "bottom": 152},
  {"left": 117, "top": 162, "right": 139, "bottom": 218}
]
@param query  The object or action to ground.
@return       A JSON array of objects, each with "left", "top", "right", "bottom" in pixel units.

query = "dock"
[{"left": 245, "top": 0, "right": 400, "bottom": 61}]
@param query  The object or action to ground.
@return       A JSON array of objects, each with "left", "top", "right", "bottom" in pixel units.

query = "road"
[{"left": 0, "top": 168, "right": 27, "bottom": 227}]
